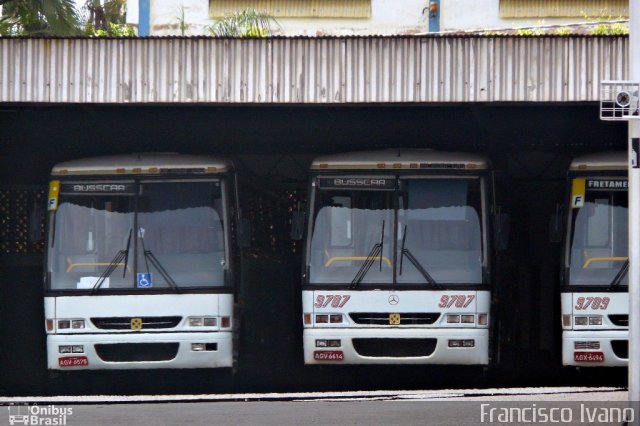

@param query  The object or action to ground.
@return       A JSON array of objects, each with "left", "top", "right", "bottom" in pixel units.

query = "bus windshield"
[
  {"left": 307, "top": 176, "right": 485, "bottom": 286},
  {"left": 567, "top": 177, "right": 628, "bottom": 286},
  {"left": 47, "top": 180, "right": 228, "bottom": 291}
]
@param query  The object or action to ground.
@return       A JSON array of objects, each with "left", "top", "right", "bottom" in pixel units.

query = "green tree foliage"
[
  {"left": 208, "top": 8, "right": 278, "bottom": 37},
  {"left": 82, "top": 0, "right": 134, "bottom": 36},
  {"left": 0, "top": 0, "right": 81, "bottom": 36}
]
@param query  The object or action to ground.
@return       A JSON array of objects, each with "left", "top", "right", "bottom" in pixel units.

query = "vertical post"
[
  {"left": 629, "top": 0, "right": 640, "bottom": 409},
  {"left": 428, "top": 0, "right": 440, "bottom": 33},
  {"left": 138, "top": 0, "right": 150, "bottom": 37}
]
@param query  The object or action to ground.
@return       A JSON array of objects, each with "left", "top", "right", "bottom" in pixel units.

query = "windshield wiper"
[
  {"left": 350, "top": 220, "right": 385, "bottom": 289},
  {"left": 138, "top": 227, "right": 181, "bottom": 293},
  {"left": 122, "top": 228, "right": 133, "bottom": 278},
  {"left": 91, "top": 229, "right": 132, "bottom": 294},
  {"left": 609, "top": 259, "right": 629, "bottom": 291},
  {"left": 398, "top": 225, "right": 439, "bottom": 289}
]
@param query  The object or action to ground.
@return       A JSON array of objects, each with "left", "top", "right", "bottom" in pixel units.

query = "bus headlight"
[
  {"left": 188, "top": 317, "right": 218, "bottom": 327},
  {"left": 316, "top": 339, "right": 341, "bottom": 348},
  {"left": 58, "top": 345, "right": 72, "bottom": 354},
  {"left": 203, "top": 317, "right": 217, "bottom": 327},
  {"left": 315, "top": 314, "right": 329, "bottom": 324},
  {"left": 575, "top": 316, "right": 602, "bottom": 326},
  {"left": 446, "top": 314, "right": 460, "bottom": 323},
  {"left": 315, "top": 314, "right": 343, "bottom": 324},
  {"left": 574, "top": 316, "right": 588, "bottom": 326},
  {"left": 461, "top": 314, "right": 475, "bottom": 324},
  {"left": 562, "top": 314, "right": 572, "bottom": 328},
  {"left": 588, "top": 316, "right": 603, "bottom": 326},
  {"left": 57, "top": 319, "right": 85, "bottom": 330},
  {"left": 448, "top": 339, "right": 475, "bottom": 348},
  {"left": 329, "top": 314, "right": 343, "bottom": 324},
  {"left": 189, "top": 317, "right": 204, "bottom": 327},
  {"left": 191, "top": 343, "right": 206, "bottom": 352}
]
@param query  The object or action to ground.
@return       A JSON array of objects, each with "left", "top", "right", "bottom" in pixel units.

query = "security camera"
[
  {"left": 616, "top": 90, "right": 632, "bottom": 107},
  {"left": 600, "top": 81, "right": 640, "bottom": 120}
]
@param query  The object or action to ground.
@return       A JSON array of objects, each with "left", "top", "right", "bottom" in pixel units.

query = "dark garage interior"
[{"left": 0, "top": 103, "right": 628, "bottom": 395}]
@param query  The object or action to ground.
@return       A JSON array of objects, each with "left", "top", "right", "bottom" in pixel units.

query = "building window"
[
  {"left": 209, "top": 0, "right": 371, "bottom": 19},
  {"left": 499, "top": 0, "right": 628, "bottom": 18}
]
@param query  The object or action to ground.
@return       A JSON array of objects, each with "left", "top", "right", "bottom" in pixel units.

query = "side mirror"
[
  {"left": 290, "top": 211, "right": 306, "bottom": 241},
  {"left": 237, "top": 218, "right": 251, "bottom": 248},
  {"left": 549, "top": 204, "right": 563, "bottom": 243},
  {"left": 494, "top": 212, "right": 510, "bottom": 251}
]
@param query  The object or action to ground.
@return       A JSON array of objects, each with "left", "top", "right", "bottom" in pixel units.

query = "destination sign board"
[{"left": 317, "top": 177, "right": 396, "bottom": 191}]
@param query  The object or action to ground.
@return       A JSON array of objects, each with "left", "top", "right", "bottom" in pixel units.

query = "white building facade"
[{"left": 126, "top": 0, "right": 629, "bottom": 36}]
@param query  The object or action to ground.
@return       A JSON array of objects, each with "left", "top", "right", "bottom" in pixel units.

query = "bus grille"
[
  {"left": 611, "top": 340, "right": 628, "bottom": 360},
  {"left": 352, "top": 338, "right": 436, "bottom": 357},
  {"left": 574, "top": 341, "right": 600, "bottom": 350},
  {"left": 608, "top": 315, "right": 629, "bottom": 327},
  {"left": 90, "top": 317, "right": 182, "bottom": 330},
  {"left": 95, "top": 343, "right": 179, "bottom": 362},
  {"left": 349, "top": 313, "right": 440, "bottom": 325}
]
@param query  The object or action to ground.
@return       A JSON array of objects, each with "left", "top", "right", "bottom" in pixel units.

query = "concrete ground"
[{"left": 0, "top": 387, "right": 631, "bottom": 426}]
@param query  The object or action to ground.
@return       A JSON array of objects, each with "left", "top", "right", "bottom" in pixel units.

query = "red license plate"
[
  {"left": 574, "top": 352, "right": 604, "bottom": 362},
  {"left": 314, "top": 351, "right": 344, "bottom": 361},
  {"left": 59, "top": 356, "right": 89, "bottom": 367}
]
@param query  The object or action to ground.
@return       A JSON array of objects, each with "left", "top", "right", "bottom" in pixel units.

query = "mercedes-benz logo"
[{"left": 388, "top": 295, "right": 399, "bottom": 305}]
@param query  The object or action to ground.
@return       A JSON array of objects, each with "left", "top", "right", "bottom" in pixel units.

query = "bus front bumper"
[
  {"left": 562, "top": 330, "right": 628, "bottom": 367},
  {"left": 303, "top": 328, "right": 488, "bottom": 365},
  {"left": 47, "top": 332, "right": 232, "bottom": 370}
]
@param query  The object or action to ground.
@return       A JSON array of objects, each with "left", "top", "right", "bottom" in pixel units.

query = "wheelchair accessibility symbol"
[{"left": 137, "top": 273, "right": 153, "bottom": 288}]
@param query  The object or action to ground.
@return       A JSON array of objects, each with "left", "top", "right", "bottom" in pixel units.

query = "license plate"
[
  {"left": 59, "top": 356, "right": 89, "bottom": 367},
  {"left": 314, "top": 351, "right": 344, "bottom": 361},
  {"left": 574, "top": 352, "right": 604, "bottom": 362}
]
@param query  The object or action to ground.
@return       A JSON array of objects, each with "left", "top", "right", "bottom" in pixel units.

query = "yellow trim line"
[
  {"left": 66, "top": 257, "right": 128, "bottom": 273},
  {"left": 582, "top": 256, "right": 628, "bottom": 269},
  {"left": 325, "top": 256, "right": 392, "bottom": 267}
]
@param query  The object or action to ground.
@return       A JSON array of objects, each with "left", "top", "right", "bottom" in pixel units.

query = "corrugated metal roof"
[{"left": 0, "top": 36, "right": 628, "bottom": 104}]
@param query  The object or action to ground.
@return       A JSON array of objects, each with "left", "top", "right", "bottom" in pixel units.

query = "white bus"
[
  {"left": 44, "top": 153, "right": 238, "bottom": 370},
  {"left": 561, "top": 152, "right": 628, "bottom": 367},
  {"left": 300, "top": 149, "right": 496, "bottom": 365}
]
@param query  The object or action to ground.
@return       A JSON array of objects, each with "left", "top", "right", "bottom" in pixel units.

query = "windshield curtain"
[
  {"left": 397, "top": 179, "right": 483, "bottom": 285},
  {"left": 308, "top": 188, "right": 394, "bottom": 285},
  {"left": 307, "top": 176, "right": 485, "bottom": 286},
  {"left": 568, "top": 177, "right": 628, "bottom": 286},
  {"left": 47, "top": 180, "right": 228, "bottom": 291}
]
